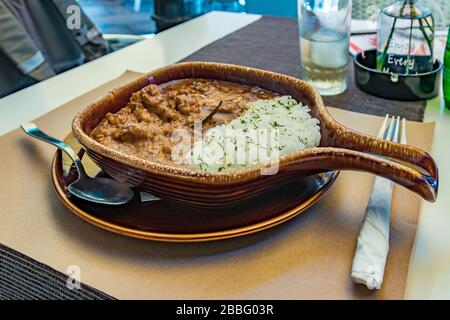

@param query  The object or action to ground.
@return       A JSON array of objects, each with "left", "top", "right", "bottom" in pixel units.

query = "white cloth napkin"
[
  {"left": 350, "top": 177, "right": 393, "bottom": 289},
  {"left": 351, "top": 118, "right": 406, "bottom": 289}
]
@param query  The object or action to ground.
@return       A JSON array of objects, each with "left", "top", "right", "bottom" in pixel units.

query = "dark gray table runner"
[
  {"left": 182, "top": 16, "right": 426, "bottom": 122},
  {"left": 0, "top": 244, "right": 113, "bottom": 300},
  {"left": 1, "top": 15, "right": 428, "bottom": 301}
]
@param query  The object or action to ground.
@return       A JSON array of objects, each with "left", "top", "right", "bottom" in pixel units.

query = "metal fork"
[{"left": 350, "top": 115, "right": 407, "bottom": 289}]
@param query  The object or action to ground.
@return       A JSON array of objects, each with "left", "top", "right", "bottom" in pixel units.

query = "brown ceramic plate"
[
  {"left": 72, "top": 62, "right": 438, "bottom": 208},
  {"left": 51, "top": 134, "right": 338, "bottom": 242}
]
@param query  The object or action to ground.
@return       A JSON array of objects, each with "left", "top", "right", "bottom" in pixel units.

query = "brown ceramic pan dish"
[{"left": 72, "top": 62, "right": 438, "bottom": 208}]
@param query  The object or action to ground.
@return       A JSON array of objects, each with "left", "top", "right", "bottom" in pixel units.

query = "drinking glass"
[{"left": 298, "top": 0, "right": 352, "bottom": 96}]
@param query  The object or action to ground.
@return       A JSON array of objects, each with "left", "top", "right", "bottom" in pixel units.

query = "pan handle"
[{"left": 310, "top": 123, "right": 438, "bottom": 201}]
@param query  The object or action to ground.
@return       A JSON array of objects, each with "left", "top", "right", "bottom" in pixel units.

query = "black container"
[
  {"left": 152, "top": 0, "right": 208, "bottom": 32},
  {"left": 354, "top": 50, "right": 442, "bottom": 101}
]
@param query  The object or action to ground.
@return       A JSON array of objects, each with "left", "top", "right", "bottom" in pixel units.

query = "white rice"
[{"left": 185, "top": 96, "right": 321, "bottom": 172}]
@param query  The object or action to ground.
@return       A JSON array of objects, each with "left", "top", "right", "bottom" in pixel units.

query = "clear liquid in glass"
[
  {"left": 298, "top": 0, "right": 351, "bottom": 96},
  {"left": 299, "top": 29, "right": 349, "bottom": 96}
]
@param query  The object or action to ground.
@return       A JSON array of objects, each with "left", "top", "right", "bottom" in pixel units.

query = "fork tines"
[{"left": 378, "top": 115, "right": 405, "bottom": 144}]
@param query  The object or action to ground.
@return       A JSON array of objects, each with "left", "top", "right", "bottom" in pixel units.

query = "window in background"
[{"left": 78, "top": 0, "right": 247, "bottom": 35}]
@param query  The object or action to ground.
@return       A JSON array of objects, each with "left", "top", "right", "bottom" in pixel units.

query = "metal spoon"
[{"left": 21, "top": 123, "right": 134, "bottom": 205}]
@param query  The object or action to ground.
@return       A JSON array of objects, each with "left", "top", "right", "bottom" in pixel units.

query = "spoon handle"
[{"left": 21, "top": 123, "right": 87, "bottom": 177}]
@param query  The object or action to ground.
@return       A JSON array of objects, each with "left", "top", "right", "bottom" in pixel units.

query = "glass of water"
[{"left": 298, "top": 0, "right": 352, "bottom": 96}]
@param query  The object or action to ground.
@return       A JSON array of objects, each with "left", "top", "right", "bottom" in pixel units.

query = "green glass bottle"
[{"left": 444, "top": 27, "right": 450, "bottom": 109}]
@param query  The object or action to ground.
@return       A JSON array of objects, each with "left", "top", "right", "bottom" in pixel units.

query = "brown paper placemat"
[
  {"left": 182, "top": 16, "right": 426, "bottom": 122},
  {"left": 0, "top": 71, "right": 435, "bottom": 299}
]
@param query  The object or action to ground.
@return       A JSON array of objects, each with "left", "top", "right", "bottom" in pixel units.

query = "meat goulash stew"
[
  {"left": 91, "top": 79, "right": 277, "bottom": 162},
  {"left": 91, "top": 78, "right": 321, "bottom": 172}
]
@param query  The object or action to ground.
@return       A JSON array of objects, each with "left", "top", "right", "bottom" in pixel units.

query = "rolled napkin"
[
  {"left": 351, "top": 118, "right": 406, "bottom": 289},
  {"left": 351, "top": 177, "right": 393, "bottom": 289}
]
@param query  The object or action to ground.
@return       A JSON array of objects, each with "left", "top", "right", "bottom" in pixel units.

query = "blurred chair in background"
[
  {"left": 10, "top": 0, "right": 85, "bottom": 74},
  {"left": 0, "top": 0, "right": 109, "bottom": 98},
  {"left": 0, "top": 40, "right": 40, "bottom": 97},
  {"left": 0, "top": 0, "right": 54, "bottom": 97},
  {"left": 52, "top": 0, "right": 110, "bottom": 62}
]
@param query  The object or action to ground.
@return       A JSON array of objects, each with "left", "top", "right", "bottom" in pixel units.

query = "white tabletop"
[
  {"left": 405, "top": 96, "right": 450, "bottom": 299},
  {"left": 0, "top": 11, "right": 449, "bottom": 299}
]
